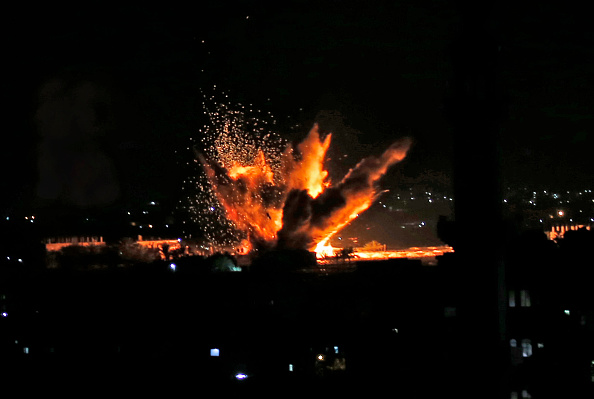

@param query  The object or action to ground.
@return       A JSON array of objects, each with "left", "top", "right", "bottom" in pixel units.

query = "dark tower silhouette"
[{"left": 447, "top": 3, "right": 507, "bottom": 398}]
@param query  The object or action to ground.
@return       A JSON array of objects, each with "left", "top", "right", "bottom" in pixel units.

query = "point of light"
[
  {"left": 564, "top": 310, "right": 570, "bottom": 315},
  {"left": 170, "top": 263, "right": 176, "bottom": 272},
  {"left": 317, "top": 354, "right": 324, "bottom": 361},
  {"left": 1, "top": 312, "right": 7, "bottom": 317},
  {"left": 210, "top": 348, "right": 220, "bottom": 357},
  {"left": 235, "top": 373, "right": 248, "bottom": 380},
  {"left": 557, "top": 210, "right": 564, "bottom": 217}
]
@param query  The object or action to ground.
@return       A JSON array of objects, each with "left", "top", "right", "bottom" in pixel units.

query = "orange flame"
[
  {"left": 282, "top": 125, "right": 331, "bottom": 198},
  {"left": 228, "top": 151, "right": 274, "bottom": 186},
  {"left": 200, "top": 124, "right": 411, "bottom": 254}
]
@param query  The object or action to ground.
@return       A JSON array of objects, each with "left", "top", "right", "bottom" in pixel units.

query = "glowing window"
[
  {"left": 508, "top": 290, "right": 516, "bottom": 307},
  {"left": 521, "top": 339, "right": 532, "bottom": 357}
]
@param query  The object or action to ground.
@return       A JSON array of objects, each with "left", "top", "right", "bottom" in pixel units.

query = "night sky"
[{"left": 2, "top": 2, "right": 593, "bottom": 219}]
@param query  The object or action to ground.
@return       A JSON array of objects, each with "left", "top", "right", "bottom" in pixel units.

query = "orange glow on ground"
[{"left": 316, "top": 245, "right": 454, "bottom": 263}]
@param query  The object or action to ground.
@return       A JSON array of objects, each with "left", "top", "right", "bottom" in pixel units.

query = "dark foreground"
[{"left": 2, "top": 255, "right": 593, "bottom": 397}]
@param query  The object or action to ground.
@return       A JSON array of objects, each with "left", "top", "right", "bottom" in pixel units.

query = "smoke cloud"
[
  {"left": 35, "top": 78, "right": 119, "bottom": 207},
  {"left": 276, "top": 137, "right": 412, "bottom": 249}
]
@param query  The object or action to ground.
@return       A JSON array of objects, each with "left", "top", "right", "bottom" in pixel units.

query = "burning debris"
[{"left": 198, "top": 116, "right": 411, "bottom": 254}]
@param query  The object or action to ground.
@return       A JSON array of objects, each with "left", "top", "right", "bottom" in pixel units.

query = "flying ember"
[{"left": 197, "top": 103, "right": 411, "bottom": 254}]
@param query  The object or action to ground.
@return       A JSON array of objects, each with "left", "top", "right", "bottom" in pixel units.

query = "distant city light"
[
  {"left": 334, "top": 346, "right": 339, "bottom": 354},
  {"left": 288, "top": 364, "right": 294, "bottom": 372},
  {"left": 170, "top": 263, "right": 176, "bottom": 272},
  {"left": 317, "top": 354, "right": 325, "bottom": 361},
  {"left": 210, "top": 348, "right": 220, "bottom": 357},
  {"left": 235, "top": 373, "right": 248, "bottom": 380},
  {"left": 557, "top": 210, "right": 564, "bottom": 217},
  {"left": 564, "top": 310, "right": 571, "bottom": 315},
  {"left": 1, "top": 312, "right": 7, "bottom": 317}
]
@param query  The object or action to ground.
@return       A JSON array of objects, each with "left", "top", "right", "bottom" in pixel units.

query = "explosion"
[{"left": 195, "top": 100, "right": 411, "bottom": 254}]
